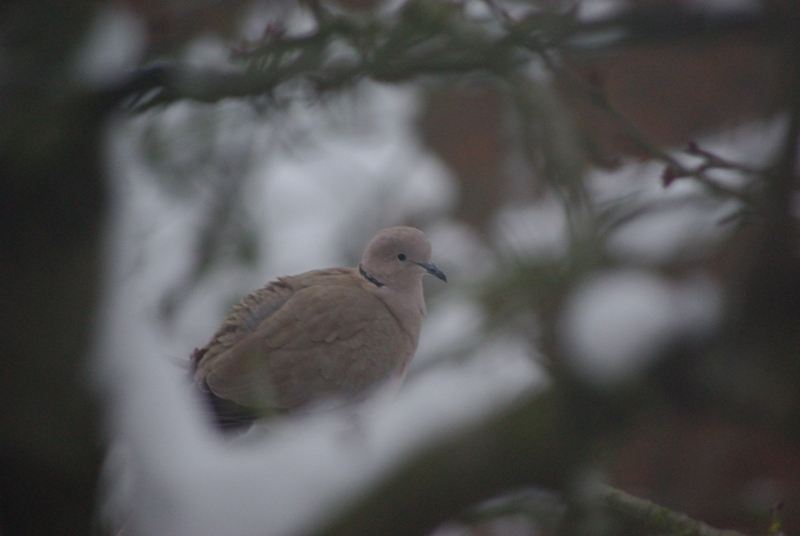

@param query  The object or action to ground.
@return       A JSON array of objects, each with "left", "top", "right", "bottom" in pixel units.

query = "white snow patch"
[{"left": 558, "top": 269, "right": 720, "bottom": 387}]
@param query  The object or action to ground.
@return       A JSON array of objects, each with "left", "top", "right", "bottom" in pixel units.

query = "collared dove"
[{"left": 191, "top": 226, "right": 446, "bottom": 430}]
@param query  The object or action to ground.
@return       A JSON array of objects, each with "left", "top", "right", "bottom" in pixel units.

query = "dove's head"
[{"left": 360, "top": 226, "right": 446, "bottom": 290}]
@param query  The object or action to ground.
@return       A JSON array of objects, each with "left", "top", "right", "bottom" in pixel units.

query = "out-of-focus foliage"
[{"left": 4, "top": 0, "right": 800, "bottom": 535}]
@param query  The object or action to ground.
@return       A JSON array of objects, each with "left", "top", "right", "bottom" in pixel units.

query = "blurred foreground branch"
[
  {"left": 314, "top": 389, "right": 583, "bottom": 536},
  {"left": 1, "top": 2, "right": 109, "bottom": 534},
  {"left": 115, "top": 2, "right": 794, "bottom": 111},
  {"left": 312, "top": 383, "right": 754, "bottom": 536}
]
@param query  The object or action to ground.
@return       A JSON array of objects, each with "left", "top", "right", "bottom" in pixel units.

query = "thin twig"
[{"left": 598, "top": 484, "right": 750, "bottom": 536}]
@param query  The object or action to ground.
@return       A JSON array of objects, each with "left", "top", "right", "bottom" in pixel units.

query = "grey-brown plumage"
[{"left": 191, "top": 226, "right": 446, "bottom": 430}]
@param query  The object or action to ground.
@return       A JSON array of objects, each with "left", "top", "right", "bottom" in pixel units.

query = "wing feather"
[{"left": 198, "top": 282, "right": 413, "bottom": 412}]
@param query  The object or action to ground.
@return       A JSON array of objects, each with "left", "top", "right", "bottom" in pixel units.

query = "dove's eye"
[{"left": 396, "top": 253, "right": 407, "bottom": 261}]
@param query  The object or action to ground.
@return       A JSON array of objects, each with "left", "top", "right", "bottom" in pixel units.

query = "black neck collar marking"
[{"left": 359, "top": 264, "right": 385, "bottom": 288}]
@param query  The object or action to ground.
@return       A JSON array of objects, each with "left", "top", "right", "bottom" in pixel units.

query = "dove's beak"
[{"left": 417, "top": 261, "right": 447, "bottom": 282}]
